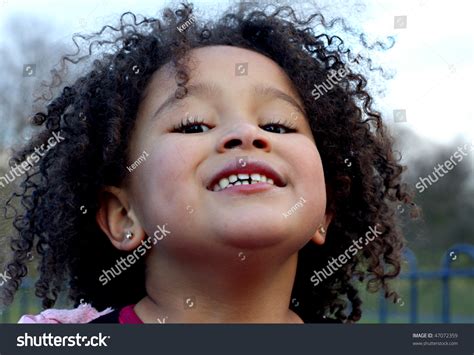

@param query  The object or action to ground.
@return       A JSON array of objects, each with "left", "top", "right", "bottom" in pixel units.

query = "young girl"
[{"left": 1, "top": 1, "right": 413, "bottom": 323}]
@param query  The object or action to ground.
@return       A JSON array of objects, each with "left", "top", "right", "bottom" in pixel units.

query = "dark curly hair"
[{"left": 0, "top": 1, "right": 414, "bottom": 323}]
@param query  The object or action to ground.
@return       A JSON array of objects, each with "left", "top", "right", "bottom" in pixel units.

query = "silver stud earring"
[
  {"left": 124, "top": 230, "right": 134, "bottom": 240},
  {"left": 318, "top": 225, "right": 326, "bottom": 235}
]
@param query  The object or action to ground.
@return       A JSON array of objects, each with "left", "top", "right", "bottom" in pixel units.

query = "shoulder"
[{"left": 18, "top": 303, "right": 114, "bottom": 324}]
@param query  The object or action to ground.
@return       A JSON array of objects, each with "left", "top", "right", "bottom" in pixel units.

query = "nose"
[{"left": 216, "top": 122, "right": 271, "bottom": 153}]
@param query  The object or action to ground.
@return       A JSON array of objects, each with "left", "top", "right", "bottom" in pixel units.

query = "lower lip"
[{"left": 213, "top": 182, "right": 277, "bottom": 194}]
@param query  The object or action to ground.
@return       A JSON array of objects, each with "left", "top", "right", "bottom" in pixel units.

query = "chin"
[{"left": 215, "top": 223, "right": 292, "bottom": 250}]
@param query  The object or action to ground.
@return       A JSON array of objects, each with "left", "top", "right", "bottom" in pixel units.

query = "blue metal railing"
[{"left": 379, "top": 244, "right": 474, "bottom": 323}]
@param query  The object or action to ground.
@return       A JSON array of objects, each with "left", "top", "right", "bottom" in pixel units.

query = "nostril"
[
  {"left": 224, "top": 139, "right": 242, "bottom": 149},
  {"left": 253, "top": 140, "right": 266, "bottom": 149}
]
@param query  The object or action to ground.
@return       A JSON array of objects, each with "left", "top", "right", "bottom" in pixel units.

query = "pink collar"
[{"left": 118, "top": 304, "right": 143, "bottom": 324}]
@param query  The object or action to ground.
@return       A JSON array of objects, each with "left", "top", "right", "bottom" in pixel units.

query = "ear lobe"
[
  {"left": 310, "top": 213, "right": 333, "bottom": 246},
  {"left": 310, "top": 227, "right": 326, "bottom": 245},
  {"left": 96, "top": 186, "right": 145, "bottom": 251}
]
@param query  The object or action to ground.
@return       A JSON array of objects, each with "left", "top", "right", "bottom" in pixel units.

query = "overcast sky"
[{"left": 0, "top": 0, "right": 472, "bottom": 150}]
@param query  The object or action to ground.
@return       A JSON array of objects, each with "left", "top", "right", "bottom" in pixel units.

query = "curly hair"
[{"left": 0, "top": 1, "right": 414, "bottom": 323}]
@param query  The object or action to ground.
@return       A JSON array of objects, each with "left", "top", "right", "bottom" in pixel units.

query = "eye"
[
  {"left": 261, "top": 119, "right": 297, "bottom": 134},
  {"left": 172, "top": 116, "right": 211, "bottom": 134}
]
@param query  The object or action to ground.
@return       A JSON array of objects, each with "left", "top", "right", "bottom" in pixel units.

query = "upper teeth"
[{"left": 213, "top": 173, "right": 274, "bottom": 191}]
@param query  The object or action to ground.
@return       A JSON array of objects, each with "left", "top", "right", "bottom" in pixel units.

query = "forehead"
[{"left": 142, "top": 45, "right": 301, "bottom": 104}]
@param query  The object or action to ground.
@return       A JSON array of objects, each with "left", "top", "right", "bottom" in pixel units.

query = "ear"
[
  {"left": 96, "top": 186, "right": 146, "bottom": 251},
  {"left": 310, "top": 213, "right": 333, "bottom": 246}
]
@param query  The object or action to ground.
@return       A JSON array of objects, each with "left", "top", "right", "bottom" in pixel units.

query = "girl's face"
[{"left": 126, "top": 45, "right": 327, "bottom": 263}]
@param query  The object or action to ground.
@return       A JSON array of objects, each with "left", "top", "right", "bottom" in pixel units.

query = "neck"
[{"left": 134, "top": 252, "right": 302, "bottom": 323}]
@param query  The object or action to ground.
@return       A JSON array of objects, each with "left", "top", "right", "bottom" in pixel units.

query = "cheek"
[
  {"left": 286, "top": 136, "right": 325, "bottom": 185},
  {"left": 285, "top": 137, "right": 327, "bottom": 213},
  {"left": 130, "top": 137, "right": 193, "bottom": 227}
]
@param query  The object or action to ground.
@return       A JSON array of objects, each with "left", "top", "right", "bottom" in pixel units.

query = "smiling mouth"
[
  {"left": 207, "top": 161, "right": 287, "bottom": 192},
  {"left": 211, "top": 173, "right": 277, "bottom": 192}
]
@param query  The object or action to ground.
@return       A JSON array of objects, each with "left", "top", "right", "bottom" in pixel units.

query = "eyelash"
[
  {"left": 172, "top": 116, "right": 208, "bottom": 132},
  {"left": 171, "top": 116, "right": 298, "bottom": 133},
  {"left": 263, "top": 118, "right": 297, "bottom": 133}
]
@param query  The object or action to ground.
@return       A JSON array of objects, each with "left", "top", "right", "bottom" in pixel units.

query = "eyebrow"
[{"left": 151, "top": 82, "right": 306, "bottom": 120}]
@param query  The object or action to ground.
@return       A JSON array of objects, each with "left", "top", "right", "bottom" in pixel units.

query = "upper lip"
[{"left": 206, "top": 159, "right": 287, "bottom": 190}]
